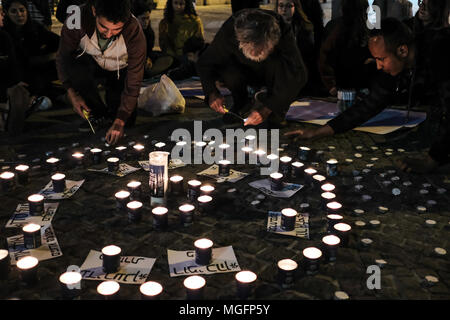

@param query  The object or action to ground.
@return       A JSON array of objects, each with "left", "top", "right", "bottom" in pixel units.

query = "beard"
[{"left": 239, "top": 42, "right": 273, "bottom": 62}]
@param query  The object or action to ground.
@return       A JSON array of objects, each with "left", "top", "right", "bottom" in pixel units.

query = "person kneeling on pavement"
[{"left": 56, "top": 0, "right": 146, "bottom": 145}]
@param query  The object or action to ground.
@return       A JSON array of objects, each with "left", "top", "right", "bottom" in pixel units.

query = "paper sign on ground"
[
  {"left": 139, "top": 159, "right": 187, "bottom": 171},
  {"left": 249, "top": 179, "right": 303, "bottom": 198},
  {"left": 168, "top": 246, "right": 241, "bottom": 277},
  {"left": 79, "top": 250, "right": 156, "bottom": 284},
  {"left": 7, "top": 224, "right": 62, "bottom": 265},
  {"left": 197, "top": 165, "right": 249, "bottom": 183},
  {"left": 88, "top": 163, "right": 140, "bottom": 177},
  {"left": 5, "top": 202, "right": 59, "bottom": 228},
  {"left": 39, "top": 180, "right": 85, "bottom": 200},
  {"left": 267, "top": 211, "right": 310, "bottom": 239}
]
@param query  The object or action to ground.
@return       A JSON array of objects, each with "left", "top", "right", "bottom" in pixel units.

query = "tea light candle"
[
  {"left": 219, "top": 143, "right": 230, "bottom": 158},
  {"left": 270, "top": 172, "right": 284, "bottom": 191},
  {"left": 59, "top": 271, "right": 82, "bottom": 299},
  {"left": 15, "top": 165, "right": 30, "bottom": 184},
  {"left": 90, "top": 148, "right": 103, "bottom": 165},
  {"left": 279, "top": 156, "right": 292, "bottom": 178},
  {"left": 355, "top": 221, "right": 366, "bottom": 228},
  {"left": 375, "top": 259, "right": 387, "bottom": 268},
  {"left": 102, "top": 245, "right": 121, "bottom": 274},
  {"left": 313, "top": 175, "right": 326, "bottom": 187},
  {"left": 244, "top": 135, "right": 256, "bottom": 148},
  {"left": 152, "top": 206, "right": 168, "bottom": 230},
  {"left": 322, "top": 235, "right": 341, "bottom": 262},
  {"left": 140, "top": 281, "right": 163, "bottom": 300},
  {"left": 23, "top": 223, "right": 42, "bottom": 249},
  {"left": 17, "top": 256, "right": 39, "bottom": 284},
  {"left": 107, "top": 157, "right": 120, "bottom": 173},
  {"left": 321, "top": 183, "right": 336, "bottom": 193},
  {"left": 378, "top": 206, "right": 389, "bottom": 215},
  {"left": 353, "top": 209, "right": 365, "bottom": 216},
  {"left": 176, "top": 141, "right": 187, "bottom": 157},
  {"left": 304, "top": 168, "right": 317, "bottom": 186},
  {"left": 1, "top": 171, "right": 15, "bottom": 192},
  {"left": 326, "top": 159, "right": 338, "bottom": 177},
  {"left": 334, "top": 291, "right": 350, "bottom": 300},
  {"left": 115, "top": 190, "right": 130, "bottom": 211},
  {"left": 299, "top": 203, "right": 310, "bottom": 213},
  {"left": 133, "top": 144, "right": 145, "bottom": 159},
  {"left": 127, "top": 201, "right": 143, "bottom": 223},
  {"left": 115, "top": 146, "right": 127, "bottom": 160},
  {"left": 200, "top": 185, "right": 215, "bottom": 196},
  {"left": 291, "top": 162, "right": 304, "bottom": 179},
  {"left": 423, "top": 275, "right": 439, "bottom": 287},
  {"left": 179, "top": 204, "right": 195, "bottom": 226},
  {"left": 46, "top": 157, "right": 60, "bottom": 172},
  {"left": 254, "top": 149, "right": 266, "bottom": 166},
  {"left": 0, "top": 249, "right": 10, "bottom": 280},
  {"left": 235, "top": 271, "right": 257, "bottom": 300},
  {"left": 369, "top": 220, "right": 381, "bottom": 228},
  {"left": 127, "top": 181, "right": 142, "bottom": 201},
  {"left": 327, "top": 214, "right": 343, "bottom": 232},
  {"left": 72, "top": 152, "right": 84, "bottom": 167},
  {"left": 197, "top": 195, "right": 213, "bottom": 214},
  {"left": 51, "top": 173, "right": 66, "bottom": 193},
  {"left": 302, "top": 247, "right": 322, "bottom": 275},
  {"left": 97, "top": 280, "right": 120, "bottom": 300},
  {"left": 298, "top": 146, "right": 311, "bottom": 161},
  {"left": 277, "top": 259, "right": 298, "bottom": 289},
  {"left": 187, "top": 180, "right": 201, "bottom": 202},
  {"left": 184, "top": 275, "right": 206, "bottom": 300},
  {"left": 434, "top": 248, "right": 447, "bottom": 256},
  {"left": 194, "top": 238, "right": 213, "bottom": 265},
  {"left": 333, "top": 223, "right": 351, "bottom": 246},
  {"left": 218, "top": 160, "right": 231, "bottom": 177},
  {"left": 28, "top": 194, "right": 45, "bottom": 216},
  {"left": 170, "top": 175, "right": 184, "bottom": 195},
  {"left": 281, "top": 208, "right": 297, "bottom": 231}
]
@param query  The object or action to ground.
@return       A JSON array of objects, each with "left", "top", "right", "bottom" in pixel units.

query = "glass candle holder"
[
  {"left": 194, "top": 238, "right": 213, "bottom": 266},
  {"left": 15, "top": 165, "right": 30, "bottom": 184},
  {"left": 133, "top": 144, "right": 145, "bottom": 159},
  {"left": 326, "top": 201, "right": 342, "bottom": 214},
  {"left": 114, "top": 146, "right": 127, "bottom": 160},
  {"left": 46, "top": 157, "right": 60, "bottom": 173},
  {"left": 254, "top": 149, "right": 267, "bottom": 166},
  {"left": 326, "top": 159, "right": 339, "bottom": 177},
  {"left": 102, "top": 245, "right": 121, "bottom": 274},
  {"left": 277, "top": 259, "right": 298, "bottom": 289},
  {"left": 107, "top": 157, "right": 120, "bottom": 173},
  {"left": 152, "top": 206, "right": 168, "bottom": 230},
  {"left": 218, "top": 143, "right": 230, "bottom": 159},
  {"left": 304, "top": 168, "right": 317, "bottom": 186},
  {"left": 218, "top": 160, "right": 231, "bottom": 177}
]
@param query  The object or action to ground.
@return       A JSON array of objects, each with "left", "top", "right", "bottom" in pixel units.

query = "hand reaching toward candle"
[
  {"left": 106, "top": 119, "right": 125, "bottom": 145},
  {"left": 244, "top": 107, "right": 272, "bottom": 126},
  {"left": 284, "top": 125, "right": 335, "bottom": 141},
  {"left": 67, "top": 88, "right": 90, "bottom": 119},
  {"left": 208, "top": 92, "right": 226, "bottom": 114}
]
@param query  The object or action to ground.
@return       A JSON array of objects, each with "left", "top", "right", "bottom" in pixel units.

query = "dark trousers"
[{"left": 66, "top": 54, "right": 136, "bottom": 125}]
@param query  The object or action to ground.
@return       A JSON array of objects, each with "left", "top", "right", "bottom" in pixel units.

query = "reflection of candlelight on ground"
[{"left": 140, "top": 281, "right": 163, "bottom": 300}]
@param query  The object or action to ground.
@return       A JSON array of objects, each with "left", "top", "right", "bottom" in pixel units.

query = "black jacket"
[
  {"left": 0, "top": 30, "right": 21, "bottom": 101},
  {"left": 56, "top": 0, "right": 86, "bottom": 24}
]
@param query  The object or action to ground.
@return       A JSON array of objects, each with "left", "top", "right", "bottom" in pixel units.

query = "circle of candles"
[
  {"left": 0, "top": 249, "right": 11, "bottom": 280},
  {"left": 200, "top": 185, "right": 215, "bottom": 196},
  {"left": 127, "top": 181, "right": 142, "bottom": 201},
  {"left": 0, "top": 171, "right": 15, "bottom": 192},
  {"left": 15, "top": 165, "right": 30, "bottom": 184},
  {"left": 321, "top": 183, "right": 336, "bottom": 193},
  {"left": 90, "top": 148, "right": 103, "bottom": 165},
  {"left": 327, "top": 214, "right": 343, "bottom": 232},
  {"left": 194, "top": 238, "right": 213, "bottom": 265},
  {"left": 133, "top": 144, "right": 145, "bottom": 159},
  {"left": 298, "top": 146, "right": 310, "bottom": 161},
  {"left": 22, "top": 223, "right": 42, "bottom": 249},
  {"left": 197, "top": 195, "right": 213, "bottom": 214},
  {"left": 304, "top": 168, "right": 317, "bottom": 186},
  {"left": 51, "top": 173, "right": 66, "bottom": 193},
  {"left": 322, "top": 235, "right": 341, "bottom": 262},
  {"left": 107, "top": 157, "right": 120, "bottom": 173},
  {"left": 140, "top": 281, "right": 163, "bottom": 300},
  {"left": 17, "top": 256, "right": 39, "bottom": 284},
  {"left": 187, "top": 180, "right": 201, "bottom": 202},
  {"left": 326, "top": 201, "right": 342, "bottom": 214},
  {"left": 169, "top": 175, "right": 184, "bottom": 195},
  {"left": 152, "top": 206, "right": 168, "bottom": 230},
  {"left": 179, "top": 204, "right": 195, "bottom": 226},
  {"left": 333, "top": 223, "right": 351, "bottom": 246},
  {"left": 302, "top": 247, "right": 322, "bottom": 275},
  {"left": 326, "top": 159, "right": 338, "bottom": 177},
  {"left": 270, "top": 172, "right": 284, "bottom": 191},
  {"left": 277, "top": 259, "right": 298, "bottom": 289},
  {"left": 59, "top": 271, "right": 82, "bottom": 299},
  {"left": 279, "top": 156, "right": 292, "bottom": 178},
  {"left": 291, "top": 161, "right": 304, "bottom": 179},
  {"left": 281, "top": 208, "right": 297, "bottom": 231},
  {"left": 235, "top": 271, "right": 257, "bottom": 300},
  {"left": 72, "top": 152, "right": 84, "bottom": 167},
  {"left": 115, "top": 190, "right": 130, "bottom": 211},
  {"left": 46, "top": 157, "right": 60, "bottom": 172},
  {"left": 97, "top": 280, "right": 120, "bottom": 300},
  {"left": 184, "top": 275, "right": 206, "bottom": 300},
  {"left": 102, "top": 245, "right": 121, "bottom": 274},
  {"left": 127, "top": 201, "right": 143, "bottom": 223},
  {"left": 218, "top": 160, "right": 231, "bottom": 177},
  {"left": 28, "top": 194, "right": 45, "bottom": 216}
]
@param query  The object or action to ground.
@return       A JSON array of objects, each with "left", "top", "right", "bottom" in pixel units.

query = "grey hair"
[{"left": 234, "top": 9, "right": 281, "bottom": 46}]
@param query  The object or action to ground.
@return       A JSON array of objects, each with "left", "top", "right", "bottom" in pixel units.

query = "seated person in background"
[
  {"left": 131, "top": 0, "right": 155, "bottom": 77},
  {"left": 167, "top": 36, "right": 208, "bottom": 81},
  {"left": 285, "top": 18, "right": 450, "bottom": 174},
  {"left": 404, "top": 0, "right": 449, "bottom": 35},
  {"left": 319, "top": 0, "right": 376, "bottom": 97},
  {"left": 55, "top": 0, "right": 86, "bottom": 24},
  {"left": 231, "top": 0, "right": 260, "bottom": 14},
  {"left": 26, "top": 0, "right": 52, "bottom": 29},
  {"left": 197, "top": 9, "right": 307, "bottom": 127},
  {"left": 56, "top": 0, "right": 146, "bottom": 145},
  {"left": 159, "top": 0, "right": 204, "bottom": 71},
  {"left": 3, "top": 0, "right": 59, "bottom": 105}
]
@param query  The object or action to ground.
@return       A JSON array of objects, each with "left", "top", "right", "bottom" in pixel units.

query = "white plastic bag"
[{"left": 138, "top": 75, "right": 186, "bottom": 116}]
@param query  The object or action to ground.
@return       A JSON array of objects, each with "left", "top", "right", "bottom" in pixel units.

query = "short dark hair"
[
  {"left": 369, "top": 18, "right": 414, "bottom": 55},
  {"left": 92, "top": 0, "right": 131, "bottom": 23},
  {"left": 131, "top": 0, "right": 152, "bottom": 17},
  {"left": 234, "top": 9, "right": 281, "bottom": 46}
]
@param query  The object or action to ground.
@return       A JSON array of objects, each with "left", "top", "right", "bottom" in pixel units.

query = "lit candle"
[
  {"left": 281, "top": 208, "right": 297, "bottom": 231},
  {"left": 333, "top": 223, "right": 352, "bottom": 246},
  {"left": 115, "top": 190, "right": 130, "bottom": 211},
  {"left": 107, "top": 157, "right": 120, "bottom": 173},
  {"left": 101, "top": 245, "right": 121, "bottom": 274},
  {"left": 321, "top": 192, "right": 336, "bottom": 208},
  {"left": 169, "top": 175, "right": 184, "bottom": 195},
  {"left": 0, "top": 249, "right": 11, "bottom": 280},
  {"left": 17, "top": 256, "right": 39, "bottom": 284},
  {"left": 187, "top": 180, "right": 201, "bottom": 202},
  {"left": 72, "top": 152, "right": 84, "bottom": 167},
  {"left": 244, "top": 135, "right": 256, "bottom": 148},
  {"left": 97, "top": 280, "right": 120, "bottom": 300},
  {"left": 254, "top": 149, "right": 266, "bottom": 166},
  {"left": 326, "top": 201, "right": 342, "bottom": 214},
  {"left": 235, "top": 271, "right": 257, "bottom": 300},
  {"left": 90, "top": 148, "right": 103, "bottom": 165},
  {"left": 241, "top": 147, "right": 253, "bottom": 163},
  {"left": 51, "top": 173, "right": 66, "bottom": 193},
  {"left": 176, "top": 141, "right": 187, "bottom": 157},
  {"left": 302, "top": 247, "right": 322, "bottom": 275},
  {"left": 298, "top": 146, "right": 311, "bottom": 161},
  {"left": 322, "top": 235, "right": 341, "bottom": 262},
  {"left": 218, "top": 159, "right": 231, "bottom": 177},
  {"left": 270, "top": 172, "right": 284, "bottom": 191},
  {"left": 152, "top": 206, "right": 168, "bottom": 230},
  {"left": 22, "top": 223, "right": 42, "bottom": 249},
  {"left": 133, "top": 144, "right": 145, "bottom": 159},
  {"left": 279, "top": 156, "right": 292, "bottom": 179},
  {"left": 46, "top": 157, "right": 60, "bottom": 172},
  {"left": 197, "top": 195, "right": 213, "bottom": 214},
  {"left": 312, "top": 175, "right": 326, "bottom": 184},
  {"left": 115, "top": 146, "right": 127, "bottom": 160},
  {"left": 0, "top": 171, "right": 15, "bottom": 192},
  {"left": 299, "top": 203, "right": 310, "bottom": 213},
  {"left": 291, "top": 161, "right": 304, "bottom": 179},
  {"left": 321, "top": 183, "right": 336, "bottom": 193},
  {"left": 304, "top": 168, "right": 317, "bottom": 186},
  {"left": 15, "top": 165, "right": 30, "bottom": 185},
  {"left": 126, "top": 201, "right": 143, "bottom": 223},
  {"left": 219, "top": 143, "right": 230, "bottom": 159},
  {"left": 140, "top": 281, "right": 163, "bottom": 300},
  {"left": 59, "top": 271, "right": 82, "bottom": 300},
  {"left": 194, "top": 238, "right": 213, "bottom": 265},
  {"left": 28, "top": 194, "right": 45, "bottom": 216},
  {"left": 326, "top": 159, "right": 339, "bottom": 177},
  {"left": 154, "top": 142, "right": 166, "bottom": 151},
  {"left": 184, "top": 275, "right": 206, "bottom": 300},
  {"left": 127, "top": 181, "right": 142, "bottom": 201},
  {"left": 277, "top": 259, "right": 298, "bottom": 289},
  {"left": 200, "top": 185, "right": 215, "bottom": 196},
  {"left": 195, "top": 141, "right": 207, "bottom": 150},
  {"left": 179, "top": 204, "right": 195, "bottom": 226},
  {"left": 326, "top": 214, "right": 343, "bottom": 232}
]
